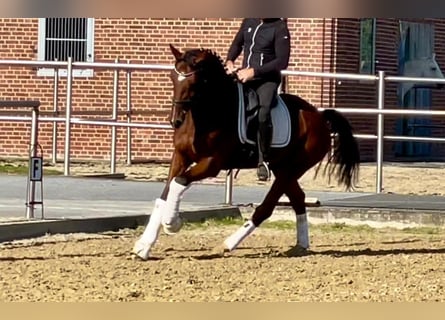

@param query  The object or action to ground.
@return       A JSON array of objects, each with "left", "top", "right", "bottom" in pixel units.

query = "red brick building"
[{"left": 1, "top": 18, "right": 445, "bottom": 164}]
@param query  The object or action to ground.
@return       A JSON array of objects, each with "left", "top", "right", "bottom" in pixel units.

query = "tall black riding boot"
[{"left": 257, "top": 121, "right": 273, "bottom": 181}]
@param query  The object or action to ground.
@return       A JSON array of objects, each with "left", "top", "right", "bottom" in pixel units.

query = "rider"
[{"left": 225, "top": 18, "right": 291, "bottom": 181}]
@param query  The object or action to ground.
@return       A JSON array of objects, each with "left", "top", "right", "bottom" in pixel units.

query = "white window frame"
[{"left": 37, "top": 18, "right": 95, "bottom": 77}]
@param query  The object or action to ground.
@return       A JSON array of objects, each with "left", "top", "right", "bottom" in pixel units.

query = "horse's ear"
[{"left": 169, "top": 44, "right": 182, "bottom": 61}]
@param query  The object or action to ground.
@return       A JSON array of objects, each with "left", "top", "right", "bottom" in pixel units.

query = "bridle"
[
  {"left": 171, "top": 65, "right": 197, "bottom": 108},
  {"left": 173, "top": 65, "right": 196, "bottom": 81},
  {"left": 170, "top": 65, "right": 198, "bottom": 128}
]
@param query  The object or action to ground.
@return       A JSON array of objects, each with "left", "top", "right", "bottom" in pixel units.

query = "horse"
[
  {"left": 398, "top": 55, "right": 445, "bottom": 106},
  {"left": 133, "top": 44, "right": 360, "bottom": 260}
]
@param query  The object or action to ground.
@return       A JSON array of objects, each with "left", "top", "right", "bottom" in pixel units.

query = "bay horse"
[{"left": 133, "top": 45, "right": 360, "bottom": 260}]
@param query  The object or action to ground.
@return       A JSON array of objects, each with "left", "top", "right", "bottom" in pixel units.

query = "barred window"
[{"left": 37, "top": 18, "right": 95, "bottom": 77}]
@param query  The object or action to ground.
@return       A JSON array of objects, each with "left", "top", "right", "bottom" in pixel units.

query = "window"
[
  {"left": 359, "top": 18, "right": 376, "bottom": 74},
  {"left": 37, "top": 18, "right": 95, "bottom": 77}
]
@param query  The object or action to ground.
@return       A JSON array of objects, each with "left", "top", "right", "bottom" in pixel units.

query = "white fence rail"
[{"left": 1, "top": 59, "right": 445, "bottom": 204}]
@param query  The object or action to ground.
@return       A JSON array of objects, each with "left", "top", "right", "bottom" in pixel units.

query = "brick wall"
[
  {"left": 0, "top": 18, "right": 333, "bottom": 163},
  {"left": 1, "top": 18, "right": 445, "bottom": 164}
]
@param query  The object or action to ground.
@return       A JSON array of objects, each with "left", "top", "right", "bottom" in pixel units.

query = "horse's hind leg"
[
  {"left": 284, "top": 178, "right": 309, "bottom": 250},
  {"left": 223, "top": 173, "right": 289, "bottom": 252}
]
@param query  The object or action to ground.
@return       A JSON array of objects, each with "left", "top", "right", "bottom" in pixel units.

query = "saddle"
[{"left": 236, "top": 83, "right": 291, "bottom": 148}]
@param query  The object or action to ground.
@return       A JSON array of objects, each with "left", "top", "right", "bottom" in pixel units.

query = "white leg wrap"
[
  {"left": 133, "top": 198, "right": 165, "bottom": 260},
  {"left": 223, "top": 220, "right": 256, "bottom": 251},
  {"left": 162, "top": 179, "right": 189, "bottom": 234},
  {"left": 296, "top": 213, "right": 309, "bottom": 249}
]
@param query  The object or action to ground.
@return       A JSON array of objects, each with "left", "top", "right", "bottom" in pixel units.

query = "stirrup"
[{"left": 257, "top": 161, "right": 270, "bottom": 181}]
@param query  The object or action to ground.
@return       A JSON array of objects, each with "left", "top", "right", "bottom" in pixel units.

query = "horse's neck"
[{"left": 191, "top": 80, "right": 238, "bottom": 133}]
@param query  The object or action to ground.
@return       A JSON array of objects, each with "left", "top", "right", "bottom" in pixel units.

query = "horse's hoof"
[
  {"left": 211, "top": 244, "right": 230, "bottom": 257},
  {"left": 162, "top": 217, "right": 183, "bottom": 235},
  {"left": 132, "top": 240, "right": 152, "bottom": 261},
  {"left": 280, "top": 245, "right": 309, "bottom": 257}
]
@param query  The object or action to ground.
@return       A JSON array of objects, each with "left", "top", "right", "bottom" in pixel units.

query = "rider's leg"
[{"left": 256, "top": 81, "right": 279, "bottom": 181}]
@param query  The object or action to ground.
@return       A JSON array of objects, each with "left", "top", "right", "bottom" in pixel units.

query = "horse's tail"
[{"left": 318, "top": 109, "right": 360, "bottom": 190}]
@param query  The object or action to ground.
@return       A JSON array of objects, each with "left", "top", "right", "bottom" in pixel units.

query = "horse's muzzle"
[{"left": 171, "top": 101, "right": 191, "bottom": 129}]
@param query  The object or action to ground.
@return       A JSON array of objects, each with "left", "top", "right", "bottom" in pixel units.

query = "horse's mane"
[
  {"left": 179, "top": 48, "right": 236, "bottom": 131},
  {"left": 183, "top": 48, "right": 228, "bottom": 78}
]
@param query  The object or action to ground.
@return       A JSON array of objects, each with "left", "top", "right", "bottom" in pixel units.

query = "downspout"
[
  {"left": 329, "top": 18, "right": 337, "bottom": 108},
  {"left": 321, "top": 18, "right": 325, "bottom": 108}
]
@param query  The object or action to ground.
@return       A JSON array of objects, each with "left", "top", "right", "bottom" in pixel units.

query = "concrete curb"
[
  {"left": 2, "top": 203, "right": 443, "bottom": 243},
  {"left": 239, "top": 205, "right": 445, "bottom": 229},
  {"left": 0, "top": 206, "right": 242, "bottom": 243},
  {"left": 307, "top": 206, "right": 445, "bottom": 228}
]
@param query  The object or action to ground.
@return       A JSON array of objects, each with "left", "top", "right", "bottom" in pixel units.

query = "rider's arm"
[{"left": 226, "top": 19, "right": 246, "bottom": 63}]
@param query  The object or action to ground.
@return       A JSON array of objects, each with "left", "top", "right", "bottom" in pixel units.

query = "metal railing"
[
  {"left": 2, "top": 59, "right": 445, "bottom": 204},
  {"left": 0, "top": 58, "right": 174, "bottom": 176},
  {"left": 0, "top": 100, "right": 42, "bottom": 219}
]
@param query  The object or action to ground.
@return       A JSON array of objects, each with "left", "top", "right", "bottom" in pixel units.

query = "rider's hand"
[
  {"left": 236, "top": 68, "right": 255, "bottom": 83},
  {"left": 225, "top": 60, "right": 237, "bottom": 75}
]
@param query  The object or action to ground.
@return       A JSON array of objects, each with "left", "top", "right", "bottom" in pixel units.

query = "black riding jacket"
[{"left": 226, "top": 18, "right": 291, "bottom": 83}]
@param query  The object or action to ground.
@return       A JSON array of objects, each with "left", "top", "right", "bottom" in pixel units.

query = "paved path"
[
  {"left": 1, "top": 174, "right": 445, "bottom": 242},
  {"left": 1, "top": 175, "right": 445, "bottom": 220}
]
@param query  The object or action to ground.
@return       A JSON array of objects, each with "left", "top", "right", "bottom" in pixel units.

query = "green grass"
[
  {"left": 0, "top": 163, "right": 61, "bottom": 176},
  {"left": 134, "top": 216, "right": 444, "bottom": 237},
  {"left": 182, "top": 218, "right": 376, "bottom": 233},
  {"left": 180, "top": 217, "right": 444, "bottom": 235},
  {"left": 315, "top": 222, "right": 376, "bottom": 233},
  {"left": 261, "top": 220, "right": 295, "bottom": 230},
  {"left": 183, "top": 216, "right": 243, "bottom": 230},
  {"left": 401, "top": 226, "right": 443, "bottom": 235}
]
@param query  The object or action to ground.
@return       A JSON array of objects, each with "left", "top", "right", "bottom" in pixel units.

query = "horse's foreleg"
[
  {"left": 133, "top": 151, "right": 190, "bottom": 260},
  {"left": 162, "top": 156, "right": 221, "bottom": 234},
  {"left": 223, "top": 174, "right": 288, "bottom": 251},
  {"left": 161, "top": 151, "right": 192, "bottom": 200},
  {"left": 161, "top": 177, "right": 190, "bottom": 234},
  {"left": 133, "top": 197, "right": 166, "bottom": 260}
]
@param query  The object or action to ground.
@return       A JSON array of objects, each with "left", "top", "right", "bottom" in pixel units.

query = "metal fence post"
[
  {"left": 52, "top": 61, "right": 59, "bottom": 164},
  {"left": 64, "top": 57, "right": 73, "bottom": 176},
  {"left": 126, "top": 60, "right": 132, "bottom": 165},
  {"left": 376, "top": 70, "right": 385, "bottom": 193},
  {"left": 224, "top": 170, "right": 233, "bottom": 205},
  {"left": 26, "top": 104, "right": 42, "bottom": 219},
  {"left": 110, "top": 58, "right": 119, "bottom": 174}
]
